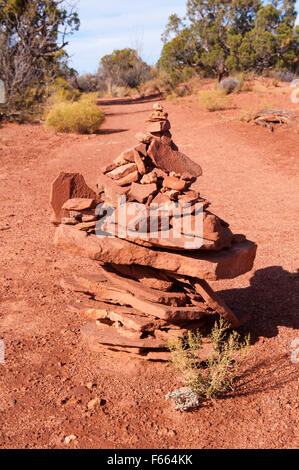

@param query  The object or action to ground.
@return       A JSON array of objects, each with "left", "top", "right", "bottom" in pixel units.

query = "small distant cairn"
[{"left": 50, "top": 103, "right": 257, "bottom": 361}]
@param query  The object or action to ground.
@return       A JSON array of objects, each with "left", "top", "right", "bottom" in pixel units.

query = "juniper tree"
[
  {"left": 160, "top": 0, "right": 299, "bottom": 81},
  {"left": 0, "top": 0, "right": 79, "bottom": 119}
]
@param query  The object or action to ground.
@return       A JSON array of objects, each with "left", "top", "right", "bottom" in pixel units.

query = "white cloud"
[
  {"left": 66, "top": 0, "right": 299, "bottom": 73},
  {"left": 65, "top": 0, "right": 187, "bottom": 73}
]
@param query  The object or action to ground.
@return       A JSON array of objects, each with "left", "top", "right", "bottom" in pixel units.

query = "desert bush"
[
  {"left": 273, "top": 70, "right": 297, "bottom": 83},
  {"left": 51, "top": 78, "right": 81, "bottom": 103},
  {"left": 198, "top": 89, "right": 231, "bottom": 111},
  {"left": 139, "top": 71, "right": 173, "bottom": 96},
  {"left": 167, "top": 318, "right": 250, "bottom": 408},
  {"left": 79, "top": 92, "right": 99, "bottom": 104},
  {"left": 98, "top": 48, "right": 153, "bottom": 93},
  {"left": 218, "top": 77, "right": 241, "bottom": 94},
  {"left": 45, "top": 100, "right": 105, "bottom": 134}
]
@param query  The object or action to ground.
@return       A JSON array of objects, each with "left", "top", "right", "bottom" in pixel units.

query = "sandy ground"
[{"left": 0, "top": 80, "right": 298, "bottom": 449}]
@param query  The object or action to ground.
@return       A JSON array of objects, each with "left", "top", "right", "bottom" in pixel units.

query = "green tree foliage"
[
  {"left": 98, "top": 48, "right": 152, "bottom": 92},
  {"left": 160, "top": 0, "right": 299, "bottom": 80},
  {"left": 0, "top": 0, "right": 79, "bottom": 119}
]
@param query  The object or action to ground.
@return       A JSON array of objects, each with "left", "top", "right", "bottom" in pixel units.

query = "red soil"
[{"left": 0, "top": 81, "right": 298, "bottom": 449}]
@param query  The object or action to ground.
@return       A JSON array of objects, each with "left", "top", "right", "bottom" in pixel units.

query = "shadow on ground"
[
  {"left": 225, "top": 352, "right": 297, "bottom": 399},
  {"left": 98, "top": 94, "right": 161, "bottom": 106},
  {"left": 95, "top": 128, "right": 128, "bottom": 135},
  {"left": 219, "top": 266, "right": 299, "bottom": 342}
]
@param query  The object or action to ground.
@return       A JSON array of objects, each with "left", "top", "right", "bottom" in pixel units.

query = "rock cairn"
[{"left": 51, "top": 103, "right": 257, "bottom": 361}]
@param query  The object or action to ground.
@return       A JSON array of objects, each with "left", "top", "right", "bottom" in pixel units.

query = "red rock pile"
[{"left": 50, "top": 103, "right": 257, "bottom": 361}]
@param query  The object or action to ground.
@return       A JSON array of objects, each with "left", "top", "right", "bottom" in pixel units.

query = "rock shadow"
[{"left": 218, "top": 265, "right": 299, "bottom": 343}]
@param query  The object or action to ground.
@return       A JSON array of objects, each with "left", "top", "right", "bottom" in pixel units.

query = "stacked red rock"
[{"left": 50, "top": 103, "right": 257, "bottom": 361}]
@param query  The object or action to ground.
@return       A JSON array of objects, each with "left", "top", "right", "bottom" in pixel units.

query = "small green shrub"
[
  {"left": 45, "top": 100, "right": 105, "bottom": 134},
  {"left": 168, "top": 318, "right": 250, "bottom": 406},
  {"left": 198, "top": 89, "right": 231, "bottom": 112}
]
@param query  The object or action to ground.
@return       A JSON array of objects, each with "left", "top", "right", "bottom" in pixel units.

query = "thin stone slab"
[
  {"left": 115, "top": 170, "right": 140, "bottom": 187},
  {"left": 98, "top": 265, "right": 188, "bottom": 306},
  {"left": 81, "top": 321, "right": 166, "bottom": 349},
  {"left": 81, "top": 307, "right": 170, "bottom": 332},
  {"left": 106, "top": 163, "right": 137, "bottom": 180},
  {"left": 60, "top": 274, "right": 205, "bottom": 321},
  {"left": 111, "top": 264, "right": 175, "bottom": 291},
  {"left": 67, "top": 270, "right": 188, "bottom": 307},
  {"left": 192, "top": 278, "right": 250, "bottom": 327},
  {"left": 54, "top": 225, "right": 257, "bottom": 280}
]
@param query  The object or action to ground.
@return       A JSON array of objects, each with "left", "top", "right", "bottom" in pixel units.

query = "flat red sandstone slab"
[
  {"left": 62, "top": 198, "right": 95, "bottom": 211},
  {"left": 54, "top": 225, "right": 257, "bottom": 281},
  {"left": 81, "top": 321, "right": 166, "bottom": 349}
]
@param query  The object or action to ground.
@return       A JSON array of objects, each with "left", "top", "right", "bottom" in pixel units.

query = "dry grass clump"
[
  {"left": 168, "top": 318, "right": 250, "bottom": 406},
  {"left": 45, "top": 99, "right": 105, "bottom": 134},
  {"left": 198, "top": 89, "right": 231, "bottom": 111},
  {"left": 218, "top": 76, "right": 241, "bottom": 94},
  {"left": 50, "top": 78, "right": 82, "bottom": 103}
]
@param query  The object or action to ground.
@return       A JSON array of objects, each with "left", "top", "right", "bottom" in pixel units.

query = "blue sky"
[{"left": 66, "top": 0, "right": 299, "bottom": 75}]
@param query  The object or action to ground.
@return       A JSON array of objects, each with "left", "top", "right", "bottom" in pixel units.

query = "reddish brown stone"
[
  {"left": 54, "top": 225, "right": 257, "bottom": 281},
  {"left": 163, "top": 176, "right": 187, "bottom": 192},
  {"left": 112, "top": 264, "right": 175, "bottom": 291},
  {"left": 147, "top": 110, "right": 168, "bottom": 121},
  {"left": 146, "top": 120, "right": 171, "bottom": 133},
  {"left": 148, "top": 140, "right": 202, "bottom": 177},
  {"left": 61, "top": 217, "right": 78, "bottom": 226},
  {"left": 75, "top": 221, "right": 97, "bottom": 232},
  {"left": 178, "top": 190, "right": 199, "bottom": 205},
  {"left": 191, "top": 278, "right": 249, "bottom": 327},
  {"left": 101, "top": 162, "right": 119, "bottom": 174},
  {"left": 98, "top": 265, "right": 188, "bottom": 307},
  {"left": 134, "top": 143, "right": 147, "bottom": 157},
  {"left": 140, "top": 171, "right": 158, "bottom": 184},
  {"left": 135, "top": 132, "right": 152, "bottom": 144},
  {"left": 133, "top": 149, "right": 146, "bottom": 175},
  {"left": 96, "top": 171, "right": 129, "bottom": 204},
  {"left": 117, "top": 147, "right": 136, "bottom": 163},
  {"left": 114, "top": 170, "right": 140, "bottom": 186},
  {"left": 62, "top": 198, "right": 95, "bottom": 211},
  {"left": 106, "top": 162, "right": 137, "bottom": 180},
  {"left": 82, "top": 214, "right": 98, "bottom": 223},
  {"left": 81, "top": 321, "right": 166, "bottom": 349},
  {"left": 50, "top": 172, "right": 99, "bottom": 225},
  {"left": 128, "top": 182, "right": 157, "bottom": 203}
]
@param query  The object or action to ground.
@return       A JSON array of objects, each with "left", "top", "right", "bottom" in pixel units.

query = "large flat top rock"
[
  {"left": 148, "top": 140, "right": 203, "bottom": 177},
  {"left": 54, "top": 225, "right": 257, "bottom": 281}
]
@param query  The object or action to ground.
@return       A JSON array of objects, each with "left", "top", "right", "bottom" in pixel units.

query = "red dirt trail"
[{"left": 0, "top": 89, "right": 298, "bottom": 449}]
